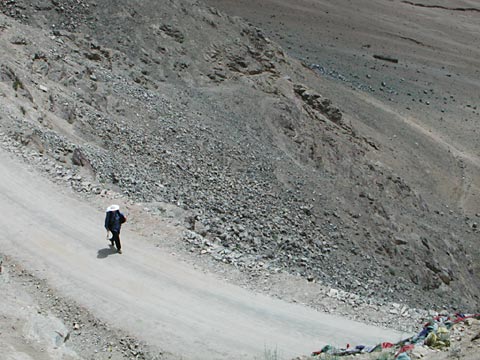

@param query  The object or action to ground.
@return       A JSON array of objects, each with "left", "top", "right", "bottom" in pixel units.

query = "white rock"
[{"left": 328, "top": 288, "right": 338, "bottom": 297}]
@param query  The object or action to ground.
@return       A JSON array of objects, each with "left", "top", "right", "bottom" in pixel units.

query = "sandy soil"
[{"left": 0, "top": 148, "right": 408, "bottom": 359}]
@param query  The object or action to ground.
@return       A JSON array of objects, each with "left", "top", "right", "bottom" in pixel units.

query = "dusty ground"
[
  {"left": 0, "top": 256, "right": 158, "bottom": 360},
  {"left": 0, "top": 148, "right": 409, "bottom": 359},
  {"left": 0, "top": 0, "right": 479, "bottom": 359},
  {"left": 1, "top": 0, "right": 478, "bottom": 312}
]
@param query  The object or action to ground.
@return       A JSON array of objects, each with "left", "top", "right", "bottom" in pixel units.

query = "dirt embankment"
[{"left": 0, "top": 0, "right": 478, "bottom": 353}]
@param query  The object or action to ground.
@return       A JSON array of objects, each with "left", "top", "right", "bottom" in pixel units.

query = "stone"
[
  {"left": 328, "top": 288, "right": 339, "bottom": 297},
  {"left": 410, "top": 346, "right": 430, "bottom": 359},
  {"left": 72, "top": 148, "right": 89, "bottom": 167},
  {"left": 439, "top": 271, "right": 452, "bottom": 285}
]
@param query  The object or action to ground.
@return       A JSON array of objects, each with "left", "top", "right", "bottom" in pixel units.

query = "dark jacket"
[{"left": 105, "top": 210, "right": 125, "bottom": 233}]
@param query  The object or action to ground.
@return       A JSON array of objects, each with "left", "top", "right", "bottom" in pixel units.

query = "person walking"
[{"left": 105, "top": 204, "right": 126, "bottom": 254}]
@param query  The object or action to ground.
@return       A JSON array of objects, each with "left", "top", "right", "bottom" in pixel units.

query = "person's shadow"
[{"left": 97, "top": 246, "right": 118, "bottom": 259}]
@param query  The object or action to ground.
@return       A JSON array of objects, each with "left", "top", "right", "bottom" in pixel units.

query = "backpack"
[{"left": 108, "top": 211, "right": 126, "bottom": 229}]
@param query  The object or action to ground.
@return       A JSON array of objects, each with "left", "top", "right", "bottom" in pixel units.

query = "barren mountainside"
[{"left": 0, "top": 0, "right": 479, "bottom": 314}]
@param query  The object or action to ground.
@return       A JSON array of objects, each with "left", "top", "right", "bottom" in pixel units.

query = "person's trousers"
[{"left": 111, "top": 230, "right": 121, "bottom": 250}]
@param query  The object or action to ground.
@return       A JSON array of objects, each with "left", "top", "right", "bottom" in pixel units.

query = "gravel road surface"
[{"left": 0, "top": 149, "right": 408, "bottom": 359}]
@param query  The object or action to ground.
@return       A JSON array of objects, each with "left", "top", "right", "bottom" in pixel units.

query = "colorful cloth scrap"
[{"left": 311, "top": 312, "right": 480, "bottom": 357}]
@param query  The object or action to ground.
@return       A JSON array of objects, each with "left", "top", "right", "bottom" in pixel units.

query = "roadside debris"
[{"left": 310, "top": 313, "right": 480, "bottom": 359}]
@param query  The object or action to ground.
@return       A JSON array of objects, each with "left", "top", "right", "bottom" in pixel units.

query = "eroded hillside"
[{"left": 0, "top": 0, "right": 478, "bottom": 312}]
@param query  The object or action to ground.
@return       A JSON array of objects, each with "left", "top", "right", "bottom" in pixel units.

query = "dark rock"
[{"left": 72, "top": 148, "right": 89, "bottom": 167}]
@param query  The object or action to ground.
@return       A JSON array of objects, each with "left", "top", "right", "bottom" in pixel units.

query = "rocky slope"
[
  {"left": 204, "top": 0, "right": 480, "bottom": 214},
  {"left": 0, "top": 0, "right": 478, "bottom": 314}
]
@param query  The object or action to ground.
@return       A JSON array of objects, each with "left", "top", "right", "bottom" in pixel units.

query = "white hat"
[{"left": 106, "top": 204, "right": 120, "bottom": 212}]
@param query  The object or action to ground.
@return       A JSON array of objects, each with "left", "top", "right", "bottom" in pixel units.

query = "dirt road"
[{"left": 0, "top": 149, "right": 407, "bottom": 359}]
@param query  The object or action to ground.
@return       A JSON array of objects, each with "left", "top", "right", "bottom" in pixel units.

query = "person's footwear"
[
  {"left": 109, "top": 241, "right": 114, "bottom": 247},
  {"left": 117, "top": 249, "right": 122, "bottom": 254}
]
